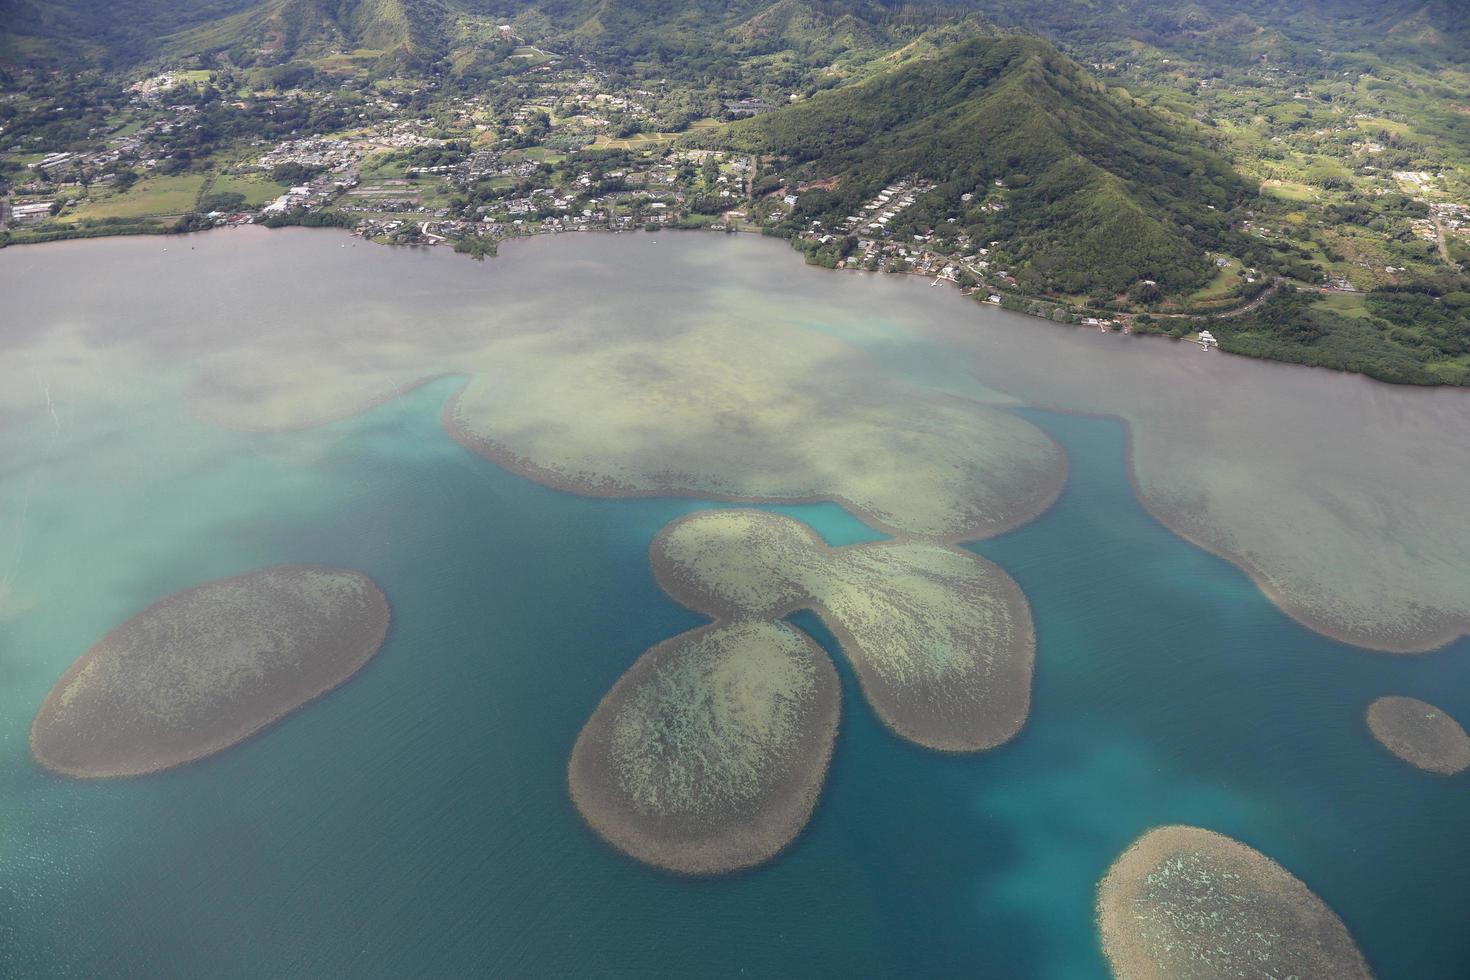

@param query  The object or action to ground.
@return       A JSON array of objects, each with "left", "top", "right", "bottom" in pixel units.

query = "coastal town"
[
  {"left": 0, "top": 60, "right": 1118, "bottom": 320},
  {"left": 3, "top": 21, "right": 1468, "bottom": 347}
]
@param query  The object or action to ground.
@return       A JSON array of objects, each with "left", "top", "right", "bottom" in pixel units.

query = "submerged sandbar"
[
  {"left": 1097, "top": 825, "right": 1371, "bottom": 980},
  {"left": 31, "top": 566, "right": 390, "bottom": 778},
  {"left": 1366, "top": 696, "right": 1470, "bottom": 775}
]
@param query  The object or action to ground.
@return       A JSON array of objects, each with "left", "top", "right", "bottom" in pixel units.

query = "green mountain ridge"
[
  {"left": 158, "top": 0, "right": 450, "bottom": 67},
  {"left": 6, "top": 0, "right": 1464, "bottom": 77},
  {"left": 733, "top": 34, "right": 1248, "bottom": 294}
]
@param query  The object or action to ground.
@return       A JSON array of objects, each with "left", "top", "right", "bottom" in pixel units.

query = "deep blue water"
[{"left": 2, "top": 380, "right": 1468, "bottom": 979}]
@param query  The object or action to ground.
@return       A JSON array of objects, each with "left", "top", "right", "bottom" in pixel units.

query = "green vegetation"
[
  {"left": 2, "top": 0, "right": 1468, "bottom": 385},
  {"left": 209, "top": 172, "right": 288, "bottom": 206},
  {"left": 1213, "top": 282, "right": 1470, "bottom": 385},
  {"left": 65, "top": 174, "right": 206, "bottom": 219},
  {"left": 732, "top": 34, "right": 1248, "bottom": 295}
]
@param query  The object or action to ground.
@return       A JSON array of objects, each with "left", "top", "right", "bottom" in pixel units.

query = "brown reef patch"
[
  {"left": 31, "top": 566, "right": 390, "bottom": 778},
  {"left": 568, "top": 620, "right": 839, "bottom": 874},
  {"left": 572, "top": 509, "right": 1034, "bottom": 872},
  {"left": 1097, "top": 825, "right": 1372, "bottom": 980},
  {"left": 1366, "top": 695, "right": 1470, "bottom": 775}
]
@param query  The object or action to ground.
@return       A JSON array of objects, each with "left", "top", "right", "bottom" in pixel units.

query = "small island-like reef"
[
  {"left": 568, "top": 620, "right": 840, "bottom": 875},
  {"left": 1097, "top": 825, "right": 1372, "bottom": 980},
  {"left": 571, "top": 509, "right": 1034, "bottom": 873},
  {"left": 1366, "top": 696, "right": 1470, "bottom": 775},
  {"left": 31, "top": 565, "right": 390, "bottom": 778}
]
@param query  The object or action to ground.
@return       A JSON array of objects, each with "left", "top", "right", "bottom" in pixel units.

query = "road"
[
  {"left": 1149, "top": 279, "right": 1288, "bottom": 321},
  {"left": 1432, "top": 212, "right": 1455, "bottom": 266}
]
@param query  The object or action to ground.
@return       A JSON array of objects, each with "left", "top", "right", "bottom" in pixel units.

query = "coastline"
[
  {"left": 0, "top": 218, "right": 1366, "bottom": 384},
  {"left": 9, "top": 226, "right": 1467, "bottom": 654}
]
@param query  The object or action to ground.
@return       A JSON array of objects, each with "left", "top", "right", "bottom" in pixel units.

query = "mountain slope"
[
  {"left": 159, "top": 0, "right": 450, "bottom": 67},
  {"left": 732, "top": 34, "right": 1249, "bottom": 295},
  {"left": 963, "top": 0, "right": 1469, "bottom": 76},
  {"left": 0, "top": 0, "right": 258, "bottom": 67}
]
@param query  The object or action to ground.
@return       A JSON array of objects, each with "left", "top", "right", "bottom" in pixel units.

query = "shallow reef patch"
[
  {"left": 572, "top": 509, "right": 1034, "bottom": 872},
  {"left": 1096, "top": 825, "right": 1371, "bottom": 980},
  {"left": 1366, "top": 696, "right": 1470, "bottom": 775},
  {"left": 31, "top": 566, "right": 390, "bottom": 778}
]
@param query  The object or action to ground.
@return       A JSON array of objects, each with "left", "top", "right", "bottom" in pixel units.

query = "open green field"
[
  {"left": 510, "top": 46, "right": 556, "bottom": 67},
  {"left": 1261, "top": 180, "right": 1318, "bottom": 202},
  {"left": 209, "top": 173, "right": 286, "bottom": 207},
  {"left": 313, "top": 49, "right": 385, "bottom": 75},
  {"left": 65, "top": 174, "right": 206, "bottom": 220},
  {"left": 589, "top": 132, "right": 680, "bottom": 151},
  {"left": 1185, "top": 256, "right": 1245, "bottom": 305},
  {"left": 1316, "top": 291, "right": 1374, "bottom": 319},
  {"left": 520, "top": 146, "right": 565, "bottom": 164}
]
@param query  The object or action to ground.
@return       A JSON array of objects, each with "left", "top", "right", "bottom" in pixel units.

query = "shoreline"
[
  {"left": 5, "top": 218, "right": 1427, "bottom": 389},
  {"left": 10, "top": 226, "right": 1467, "bottom": 653}
]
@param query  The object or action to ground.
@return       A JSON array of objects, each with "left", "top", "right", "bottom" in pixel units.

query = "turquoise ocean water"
[
  {"left": 1, "top": 232, "right": 1469, "bottom": 978},
  {"left": 1, "top": 375, "right": 1466, "bottom": 978}
]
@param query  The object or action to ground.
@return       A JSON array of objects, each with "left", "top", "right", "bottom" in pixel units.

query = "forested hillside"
[
  {"left": 733, "top": 35, "right": 1248, "bottom": 295},
  {"left": 159, "top": 0, "right": 453, "bottom": 69},
  {"left": 2, "top": 0, "right": 1467, "bottom": 383}
]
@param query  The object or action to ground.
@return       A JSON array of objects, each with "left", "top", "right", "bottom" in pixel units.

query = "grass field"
[
  {"left": 589, "top": 132, "right": 680, "bottom": 150},
  {"left": 520, "top": 146, "right": 566, "bottom": 164},
  {"left": 1316, "top": 291, "right": 1374, "bottom": 318},
  {"left": 1185, "top": 256, "right": 1245, "bottom": 304},
  {"left": 1261, "top": 180, "right": 1318, "bottom": 202},
  {"left": 209, "top": 173, "right": 286, "bottom": 207},
  {"left": 65, "top": 174, "right": 206, "bottom": 221}
]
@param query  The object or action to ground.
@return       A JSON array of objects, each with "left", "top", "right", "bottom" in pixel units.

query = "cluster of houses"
[
  {"left": 840, "top": 181, "right": 929, "bottom": 234},
  {"left": 1433, "top": 202, "right": 1469, "bottom": 233},
  {"left": 129, "top": 73, "right": 193, "bottom": 103},
  {"left": 4, "top": 199, "right": 55, "bottom": 227},
  {"left": 257, "top": 137, "right": 360, "bottom": 174},
  {"left": 261, "top": 180, "right": 344, "bottom": 216}
]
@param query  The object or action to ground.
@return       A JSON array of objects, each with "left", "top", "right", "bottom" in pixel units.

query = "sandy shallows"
[
  {"left": 31, "top": 566, "right": 390, "bottom": 778},
  {"left": 1097, "top": 826, "right": 1372, "bottom": 980},
  {"left": 569, "top": 620, "right": 839, "bottom": 875},
  {"left": 653, "top": 510, "right": 1034, "bottom": 751},
  {"left": 1366, "top": 696, "right": 1470, "bottom": 775}
]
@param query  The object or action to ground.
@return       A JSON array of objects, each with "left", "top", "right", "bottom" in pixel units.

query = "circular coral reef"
[
  {"left": 1367, "top": 696, "right": 1470, "bottom": 775},
  {"left": 1097, "top": 825, "right": 1371, "bottom": 980},
  {"left": 31, "top": 566, "right": 390, "bottom": 778},
  {"left": 569, "top": 620, "right": 839, "bottom": 874}
]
